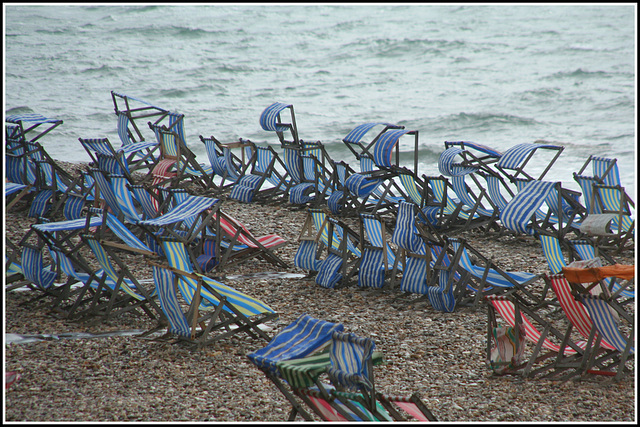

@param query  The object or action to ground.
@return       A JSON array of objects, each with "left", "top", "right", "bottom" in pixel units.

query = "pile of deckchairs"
[{"left": 6, "top": 93, "right": 634, "bottom": 413}]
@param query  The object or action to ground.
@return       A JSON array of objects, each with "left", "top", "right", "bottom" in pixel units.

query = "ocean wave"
[
  {"left": 80, "top": 64, "right": 127, "bottom": 76},
  {"left": 546, "top": 68, "right": 611, "bottom": 80}
]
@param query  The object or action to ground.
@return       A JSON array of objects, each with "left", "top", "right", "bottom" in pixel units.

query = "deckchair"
[
  {"left": 442, "top": 140, "right": 504, "bottom": 174},
  {"left": 274, "top": 348, "right": 385, "bottom": 421},
  {"left": 500, "top": 179, "right": 567, "bottom": 238},
  {"left": 246, "top": 314, "right": 344, "bottom": 421},
  {"left": 229, "top": 141, "right": 291, "bottom": 204},
  {"left": 495, "top": 142, "right": 564, "bottom": 182},
  {"left": 438, "top": 146, "right": 501, "bottom": 231},
  {"left": 199, "top": 135, "right": 244, "bottom": 192},
  {"left": 147, "top": 121, "right": 217, "bottom": 192},
  {"left": 325, "top": 331, "right": 378, "bottom": 412},
  {"left": 79, "top": 137, "right": 154, "bottom": 181},
  {"left": 341, "top": 122, "right": 404, "bottom": 162},
  {"left": 77, "top": 234, "right": 162, "bottom": 323},
  {"left": 150, "top": 238, "right": 278, "bottom": 346},
  {"left": 448, "top": 237, "right": 546, "bottom": 308},
  {"left": 390, "top": 202, "right": 462, "bottom": 312},
  {"left": 213, "top": 210, "right": 289, "bottom": 270},
  {"left": 293, "top": 209, "right": 326, "bottom": 274},
  {"left": 111, "top": 91, "right": 171, "bottom": 141},
  {"left": 485, "top": 294, "right": 590, "bottom": 378},
  {"left": 136, "top": 190, "right": 221, "bottom": 261},
  {"left": 545, "top": 273, "right": 627, "bottom": 380},
  {"left": 357, "top": 213, "right": 401, "bottom": 290},
  {"left": 314, "top": 215, "right": 362, "bottom": 289},
  {"left": 396, "top": 167, "right": 444, "bottom": 226},
  {"left": 578, "top": 294, "right": 635, "bottom": 381}
]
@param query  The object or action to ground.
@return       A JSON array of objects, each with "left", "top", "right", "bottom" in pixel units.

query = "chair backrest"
[
  {"left": 342, "top": 122, "right": 403, "bottom": 160},
  {"left": 391, "top": 202, "right": 425, "bottom": 254},
  {"left": 496, "top": 142, "right": 564, "bottom": 181},
  {"left": 152, "top": 265, "right": 192, "bottom": 338},
  {"left": 259, "top": 102, "right": 298, "bottom": 145},
  {"left": 22, "top": 246, "right": 57, "bottom": 290},
  {"left": 327, "top": 331, "right": 375, "bottom": 391},
  {"left": 500, "top": 180, "right": 557, "bottom": 235},
  {"left": 579, "top": 294, "right": 635, "bottom": 354},
  {"left": 539, "top": 234, "right": 566, "bottom": 274}
]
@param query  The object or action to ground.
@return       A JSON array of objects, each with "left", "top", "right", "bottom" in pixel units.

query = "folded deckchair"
[
  {"left": 545, "top": 273, "right": 627, "bottom": 380},
  {"left": 147, "top": 120, "right": 218, "bottom": 192},
  {"left": 495, "top": 142, "right": 564, "bottom": 182},
  {"left": 199, "top": 135, "right": 244, "bottom": 192}
]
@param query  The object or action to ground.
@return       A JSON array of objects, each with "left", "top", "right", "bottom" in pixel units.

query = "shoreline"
[{"left": 4, "top": 160, "right": 636, "bottom": 422}]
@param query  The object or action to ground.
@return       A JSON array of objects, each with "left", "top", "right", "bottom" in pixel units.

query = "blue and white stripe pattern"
[
  {"left": 438, "top": 146, "right": 478, "bottom": 177},
  {"left": 138, "top": 195, "right": 217, "bottom": 227},
  {"left": 22, "top": 246, "right": 57, "bottom": 290},
  {"left": 294, "top": 240, "right": 323, "bottom": 271},
  {"left": 152, "top": 265, "right": 192, "bottom": 338},
  {"left": 315, "top": 253, "right": 344, "bottom": 289},
  {"left": 259, "top": 102, "right": 292, "bottom": 132},
  {"left": 327, "top": 331, "right": 375, "bottom": 393},
  {"left": 500, "top": 180, "right": 556, "bottom": 235},
  {"left": 372, "top": 129, "right": 410, "bottom": 168},
  {"left": 580, "top": 295, "right": 635, "bottom": 354},
  {"left": 247, "top": 314, "right": 344, "bottom": 376},
  {"left": 496, "top": 142, "right": 561, "bottom": 172}
]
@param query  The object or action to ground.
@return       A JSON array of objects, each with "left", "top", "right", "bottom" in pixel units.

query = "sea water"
[{"left": 5, "top": 4, "right": 636, "bottom": 196}]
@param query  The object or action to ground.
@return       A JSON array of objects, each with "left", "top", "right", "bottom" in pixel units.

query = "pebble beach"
[{"left": 4, "top": 161, "right": 636, "bottom": 423}]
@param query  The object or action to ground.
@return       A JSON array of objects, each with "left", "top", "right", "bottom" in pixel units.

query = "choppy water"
[{"left": 5, "top": 4, "right": 636, "bottom": 195}]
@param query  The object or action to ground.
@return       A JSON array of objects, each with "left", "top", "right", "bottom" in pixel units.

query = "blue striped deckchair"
[
  {"left": 5, "top": 113, "right": 63, "bottom": 144},
  {"left": 443, "top": 140, "right": 503, "bottom": 174},
  {"left": 79, "top": 234, "right": 161, "bottom": 322},
  {"left": 422, "top": 174, "right": 476, "bottom": 231},
  {"left": 341, "top": 122, "right": 404, "bottom": 161},
  {"left": 21, "top": 245, "right": 58, "bottom": 291},
  {"left": 259, "top": 102, "right": 299, "bottom": 145},
  {"left": 283, "top": 145, "right": 315, "bottom": 204},
  {"left": 390, "top": 201, "right": 454, "bottom": 309},
  {"left": 449, "top": 237, "right": 544, "bottom": 306},
  {"left": 247, "top": 314, "right": 344, "bottom": 377},
  {"left": 357, "top": 213, "right": 401, "bottom": 289},
  {"left": 293, "top": 210, "right": 325, "bottom": 273},
  {"left": 314, "top": 215, "right": 361, "bottom": 289},
  {"left": 79, "top": 137, "right": 156, "bottom": 179},
  {"left": 111, "top": 91, "right": 170, "bottom": 144},
  {"left": 199, "top": 135, "right": 244, "bottom": 191},
  {"left": 579, "top": 294, "right": 635, "bottom": 381},
  {"left": 114, "top": 110, "right": 159, "bottom": 168},
  {"left": 229, "top": 143, "right": 290, "bottom": 203},
  {"left": 495, "top": 142, "right": 564, "bottom": 182},
  {"left": 157, "top": 237, "right": 278, "bottom": 344},
  {"left": 137, "top": 191, "right": 220, "bottom": 250}
]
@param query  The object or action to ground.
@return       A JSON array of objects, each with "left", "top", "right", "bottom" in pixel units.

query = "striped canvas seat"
[{"left": 247, "top": 314, "right": 344, "bottom": 377}]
